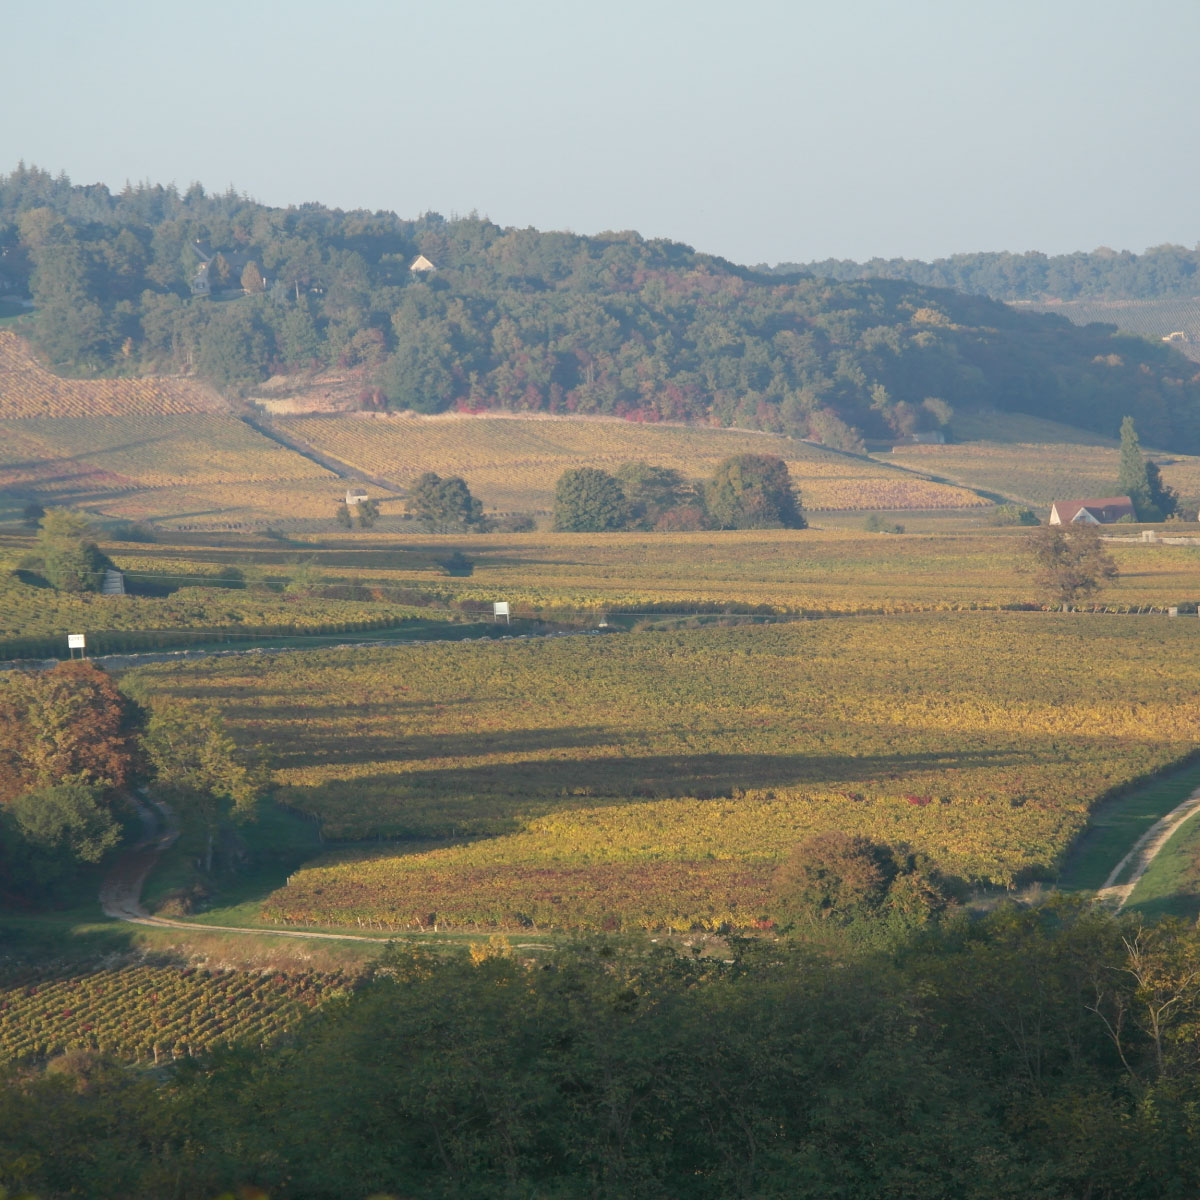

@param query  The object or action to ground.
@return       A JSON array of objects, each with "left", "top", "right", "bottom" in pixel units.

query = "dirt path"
[
  {"left": 1094, "top": 785, "right": 1200, "bottom": 910},
  {"left": 100, "top": 796, "right": 392, "bottom": 944}
]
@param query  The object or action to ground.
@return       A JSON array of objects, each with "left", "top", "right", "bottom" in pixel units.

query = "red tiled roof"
[{"left": 1051, "top": 497, "right": 1134, "bottom": 523}]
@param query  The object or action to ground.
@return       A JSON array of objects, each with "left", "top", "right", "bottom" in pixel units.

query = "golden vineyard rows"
[
  {"left": 277, "top": 413, "right": 986, "bottom": 511},
  {"left": 0, "top": 414, "right": 335, "bottom": 493},
  {"left": 131, "top": 612, "right": 1200, "bottom": 934},
  {"left": 889, "top": 439, "right": 1200, "bottom": 508},
  {"left": 0, "top": 332, "right": 221, "bottom": 417},
  {"left": 0, "top": 963, "right": 342, "bottom": 1064}
]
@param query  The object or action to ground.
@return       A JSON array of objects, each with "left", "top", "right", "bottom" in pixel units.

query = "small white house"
[
  {"left": 409, "top": 254, "right": 437, "bottom": 274},
  {"left": 345, "top": 488, "right": 369, "bottom": 506},
  {"left": 1048, "top": 496, "right": 1134, "bottom": 525}
]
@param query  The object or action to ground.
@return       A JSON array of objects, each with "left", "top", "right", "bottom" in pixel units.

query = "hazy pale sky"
[{"left": 10, "top": 0, "right": 1200, "bottom": 264}]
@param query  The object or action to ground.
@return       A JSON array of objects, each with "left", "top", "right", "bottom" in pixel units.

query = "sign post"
[
  {"left": 67, "top": 633, "right": 86, "bottom": 659},
  {"left": 493, "top": 601, "right": 510, "bottom": 625}
]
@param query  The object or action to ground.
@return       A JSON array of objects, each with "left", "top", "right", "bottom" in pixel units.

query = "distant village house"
[
  {"left": 409, "top": 255, "right": 437, "bottom": 274},
  {"left": 345, "top": 488, "right": 369, "bottom": 506},
  {"left": 1048, "top": 496, "right": 1135, "bottom": 525}
]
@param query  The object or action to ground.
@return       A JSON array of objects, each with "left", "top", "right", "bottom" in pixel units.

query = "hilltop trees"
[
  {"left": 1118, "top": 415, "right": 1177, "bottom": 521},
  {"left": 5, "top": 169, "right": 1200, "bottom": 446}
]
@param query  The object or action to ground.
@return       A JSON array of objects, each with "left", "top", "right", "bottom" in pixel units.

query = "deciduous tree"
[
  {"left": 705, "top": 454, "right": 806, "bottom": 530},
  {"left": 1027, "top": 523, "right": 1118, "bottom": 608},
  {"left": 615, "top": 462, "right": 707, "bottom": 530},
  {"left": 33, "top": 507, "right": 109, "bottom": 593},
  {"left": 6, "top": 781, "right": 121, "bottom": 887},
  {"left": 405, "top": 472, "right": 484, "bottom": 532},
  {"left": 0, "top": 661, "right": 140, "bottom": 805},
  {"left": 553, "top": 467, "right": 629, "bottom": 532},
  {"left": 141, "top": 702, "right": 268, "bottom": 872}
]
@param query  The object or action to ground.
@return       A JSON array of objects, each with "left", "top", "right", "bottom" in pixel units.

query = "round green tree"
[
  {"left": 553, "top": 468, "right": 629, "bottom": 532},
  {"left": 705, "top": 454, "right": 806, "bottom": 530}
]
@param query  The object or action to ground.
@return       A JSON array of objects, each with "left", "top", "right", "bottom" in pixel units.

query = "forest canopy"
[{"left": 3, "top": 165, "right": 1199, "bottom": 449}]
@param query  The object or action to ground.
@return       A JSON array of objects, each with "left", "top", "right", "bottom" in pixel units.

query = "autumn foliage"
[{"left": 0, "top": 662, "right": 140, "bottom": 805}]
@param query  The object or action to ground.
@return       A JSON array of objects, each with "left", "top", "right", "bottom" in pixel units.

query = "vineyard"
[
  {"left": 0, "top": 961, "right": 344, "bottom": 1064},
  {"left": 0, "top": 331, "right": 223, "bottom": 416},
  {"left": 276, "top": 412, "right": 987, "bottom": 512},
  {"left": 888, "top": 439, "right": 1200, "bottom": 509},
  {"left": 1012, "top": 297, "right": 1200, "bottom": 362},
  {"left": 5, "top": 521, "right": 1198, "bottom": 660},
  {"left": 0, "top": 411, "right": 344, "bottom": 528},
  {"left": 129, "top": 612, "right": 1200, "bottom": 933},
  {"left": 0, "top": 533, "right": 457, "bottom": 657}
]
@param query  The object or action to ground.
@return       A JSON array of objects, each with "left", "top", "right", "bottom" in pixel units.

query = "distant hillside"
[
  {"left": 763, "top": 244, "right": 1200, "bottom": 304},
  {"left": 3, "top": 165, "right": 1200, "bottom": 451},
  {"left": 1011, "top": 297, "right": 1200, "bottom": 363}
]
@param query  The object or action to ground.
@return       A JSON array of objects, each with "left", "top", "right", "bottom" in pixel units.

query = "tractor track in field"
[
  {"left": 100, "top": 795, "right": 403, "bottom": 945},
  {"left": 1094, "top": 785, "right": 1200, "bottom": 911}
]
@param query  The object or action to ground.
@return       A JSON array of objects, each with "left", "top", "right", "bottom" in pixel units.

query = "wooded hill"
[
  {"left": 765, "top": 243, "right": 1200, "bottom": 303},
  {"left": 3, "top": 165, "right": 1200, "bottom": 450}
]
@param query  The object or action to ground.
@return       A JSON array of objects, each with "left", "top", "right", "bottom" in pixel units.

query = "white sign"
[
  {"left": 493, "top": 602, "right": 510, "bottom": 617},
  {"left": 67, "top": 634, "right": 86, "bottom": 650}
]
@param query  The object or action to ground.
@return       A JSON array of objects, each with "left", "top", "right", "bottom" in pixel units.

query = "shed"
[{"left": 345, "top": 487, "right": 369, "bottom": 505}]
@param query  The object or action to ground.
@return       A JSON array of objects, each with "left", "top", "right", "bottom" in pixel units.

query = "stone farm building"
[{"left": 1048, "top": 496, "right": 1135, "bottom": 525}]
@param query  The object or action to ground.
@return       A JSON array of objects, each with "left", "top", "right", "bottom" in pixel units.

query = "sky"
[{"left": 8, "top": 0, "right": 1200, "bottom": 265}]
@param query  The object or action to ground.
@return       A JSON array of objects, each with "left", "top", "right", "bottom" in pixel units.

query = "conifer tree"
[{"left": 1118, "top": 416, "right": 1176, "bottom": 521}]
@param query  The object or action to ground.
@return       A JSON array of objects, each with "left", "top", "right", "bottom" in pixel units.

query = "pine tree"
[{"left": 1117, "top": 416, "right": 1175, "bottom": 521}]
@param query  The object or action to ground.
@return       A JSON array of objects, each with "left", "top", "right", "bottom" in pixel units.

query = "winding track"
[
  {"left": 1093, "top": 785, "right": 1200, "bottom": 911},
  {"left": 99, "top": 795, "right": 392, "bottom": 944}
]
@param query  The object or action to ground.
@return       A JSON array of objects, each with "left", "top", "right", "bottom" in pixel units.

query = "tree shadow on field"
[
  {"left": 279, "top": 746, "right": 1027, "bottom": 839},
  {"left": 264, "top": 724, "right": 622, "bottom": 769}
]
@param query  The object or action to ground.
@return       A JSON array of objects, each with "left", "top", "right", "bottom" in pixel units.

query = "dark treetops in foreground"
[{"left": 7, "top": 901, "right": 1200, "bottom": 1198}]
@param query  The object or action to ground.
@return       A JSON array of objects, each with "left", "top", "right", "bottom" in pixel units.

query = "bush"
[
  {"left": 491, "top": 514, "right": 537, "bottom": 533},
  {"left": 437, "top": 551, "right": 474, "bottom": 577},
  {"left": 986, "top": 504, "right": 1038, "bottom": 526},
  {"left": 862, "top": 514, "right": 904, "bottom": 533}
]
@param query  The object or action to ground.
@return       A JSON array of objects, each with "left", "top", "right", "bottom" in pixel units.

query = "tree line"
[
  {"left": 554, "top": 453, "right": 806, "bottom": 532},
  {"left": 4, "top": 166, "right": 1200, "bottom": 450},
  {"left": 764, "top": 242, "right": 1200, "bottom": 302}
]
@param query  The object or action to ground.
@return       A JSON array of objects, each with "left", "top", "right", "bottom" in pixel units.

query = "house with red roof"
[{"left": 1048, "top": 496, "right": 1135, "bottom": 525}]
